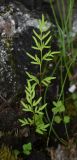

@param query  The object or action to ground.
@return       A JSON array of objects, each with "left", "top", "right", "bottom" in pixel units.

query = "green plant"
[
  {"left": 46, "top": 99, "right": 70, "bottom": 147},
  {"left": 22, "top": 143, "right": 32, "bottom": 155},
  {"left": 49, "top": 0, "right": 75, "bottom": 92},
  {"left": 19, "top": 15, "right": 59, "bottom": 135},
  {"left": 19, "top": 14, "right": 71, "bottom": 149},
  {"left": 44, "top": 0, "right": 77, "bottom": 144},
  {"left": 14, "top": 142, "right": 32, "bottom": 157},
  {"left": 19, "top": 13, "right": 70, "bottom": 147},
  {"left": 52, "top": 100, "right": 70, "bottom": 124},
  {"left": 51, "top": 0, "right": 77, "bottom": 103},
  {"left": 19, "top": 81, "right": 49, "bottom": 134}
]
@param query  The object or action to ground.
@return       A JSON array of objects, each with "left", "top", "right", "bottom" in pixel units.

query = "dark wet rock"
[
  {"left": 0, "top": 1, "right": 51, "bottom": 100},
  {"left": 0, "top": 0, "right": 77, "bottom": 100},
  {"left": 0, "top": 135, "right": 29, "bottom": 149},
  {"left": 0, "top": 107, "right": 18, "bottom": 131},
  {"left": 27, "top": 151, "right": 50, "bottom": 160},
  {"left": 0, "top": 0, "right": 50, "bottom": 10},
  {"left": 0, "top": 93, "right": 29, "bottom": 132}
]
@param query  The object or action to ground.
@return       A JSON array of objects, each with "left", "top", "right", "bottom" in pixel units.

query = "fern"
[{"left": 19, "top": 15, "right": 58, "bottom": 135}]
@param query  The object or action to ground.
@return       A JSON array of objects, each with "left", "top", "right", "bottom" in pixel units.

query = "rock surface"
[{"left": 0, "top": 1, "right": 44, "bottom": 99}]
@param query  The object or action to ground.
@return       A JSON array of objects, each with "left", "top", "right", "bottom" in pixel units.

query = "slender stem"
[
  {"left": 44, "top": 58, "right": 61, "bottom": 122},
  {"left": 64, "top": 122, "right": 69, "bottom": 140},
  {"left": 46, "top": 0, "right": 75, "bottom": 147},
  {"left": 56, "top": 0, "right": 64, "bottom": 28},
  {"left": 47, "top": 115, "right": 54, "bottom": 147},
  {"left": 39, "top": 31, "right": 43, "bottom": 97},
  {"left": 47, "top": 115, "right": 67, "bottom": 147},
  {"left": 46, "top": 54, "right": 76, "bottom": 147},
  {"left": 51, "top": 126, "right": 67, "bottom": 146}
]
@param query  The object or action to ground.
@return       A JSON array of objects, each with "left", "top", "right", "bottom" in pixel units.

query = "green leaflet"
[
  {"left": 38, "top": 103, "right": 47, "bottom": 112},
  {"left": 52, "top": 101, "right": 65, "bottom": 114},
  {"left": 33, "top": 29, "right": 41, "bottom": 40},
  {"left": 41, "top": 77, "right": 55, "bottom": 86},
  {"left": 42, "top": 31, "right": 51, "bottom": 40},
  {"left": 33, "top": 97, "right": 42, "bottom": 106},
  {"left": 63, "top": 116, "right": 70, "bottom": 124},
  {"left": 32, "top": 46, "right": 40, "bottom": 50},
  {"left": 26, "top": 52, "right": 36, "bottom": 60},
  {"left": 54, "top": 115, "right": 62, "bottom": 124},
  {"left": 35, "top": 114, "right": 49, "bottom": 134},
  {"left": 19, "top": 118, "right": 30, "bottom": 126},
  {"left": 23, "top": 143, "right": 32, "bottom": 155},
  {"left": 26, "top": 72, "right": 39, "bottom": 84},
  {"left": 31, "top": 55, "right": 41, "bottom": 65},
  {"left": 36, "top": 123, "right": 49, "bottom": 134},
  {"left": 32, "top": 36, "right": 40, "bottom": 48},
  {"left": 45, "top": 36, "right": 51, "bottom": 45},
  {"left": 21, "top": 101, "right": 33, "bottom": 112}
]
